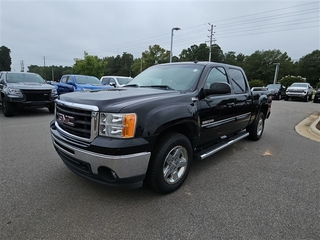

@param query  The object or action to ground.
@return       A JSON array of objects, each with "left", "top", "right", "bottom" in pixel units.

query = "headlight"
[
  {"left": 8, "top": 87, "right": 22, "bottom": 95},
  {"left": 99, "top": 113, "right": 137, "bottom": 138},
  {"left": 82, "top": 88, "right": 91, "bottom": 92},
  {"left": 51, "top": 88, "right": 58, "bottom": 95}
]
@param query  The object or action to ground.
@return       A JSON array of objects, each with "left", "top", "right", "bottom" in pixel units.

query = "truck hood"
[
  {"left": 8, "top": 82, "right": 55, "bottom": 90},
  {"left": 58, "top": 87, "right": 186, "bottom": 112},
  {"left": 287, "top": 86, "right": 307, "bottom": 91}
]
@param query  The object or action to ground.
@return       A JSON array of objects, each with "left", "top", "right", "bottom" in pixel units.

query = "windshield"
[
  {"left": 128, "top": 64, "right": 204, "bottom": 91},
  {"left": 266, "top": 84, "right": 280, "bottom": 89},
  {"left": 117, "top": 77, "right": 132, "bottom": 85},
  {"left": 75, "top": 75, "right": 103, "bottom": 85},
  {"left": 291, "top": 83, "right": 307, "bottom": 88},
  {"left": 6, "top": 73, "right": 45, "bottom": 83}
]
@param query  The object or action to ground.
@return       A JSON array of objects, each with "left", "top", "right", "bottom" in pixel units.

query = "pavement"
[{"left": 295, "top": 111, "right": 320, "bottom": 142}]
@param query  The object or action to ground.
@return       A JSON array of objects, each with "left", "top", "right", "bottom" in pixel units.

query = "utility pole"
[
  {"left": 20, "top": 60, "right": 24, "bottom": 72},
  {"left": 208, "top": 24, "right": 216, "bottom": 62},
  {"left": 273, "top": 63, "right": 280, "bottom": 84},
  {"left": 43, "top": 56, "right": 46, "bottom": 79}
]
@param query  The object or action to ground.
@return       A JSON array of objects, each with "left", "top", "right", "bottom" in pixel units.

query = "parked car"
[
  {"left": 50, "top": 74, "right": 112, "bottom": 95},
  {"left": 100, "top": 76, "right": 132, "bottom": 87},
  {"left": 0, "top": 71, "right": 58, "bottom": 116},
  {"left": 266, "top": 83, "right": 286, "bottom": 100},
  {"left": 314, "top": 89, "right": 320, "bottom": 103},
  {"left": 285, "top": 82, "right": 313, "bottom": 102}
]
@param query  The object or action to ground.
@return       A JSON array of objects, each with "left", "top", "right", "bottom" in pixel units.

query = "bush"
[
  {"left": 279, "top": 75, "right": 306, "bottom": 88},
  {"left": 248, "top": 79, "right": 264, "bottom": 88}
]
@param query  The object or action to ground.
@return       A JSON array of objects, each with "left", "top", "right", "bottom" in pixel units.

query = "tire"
[
  {"left": 308, "top": 94, "right": 312, "bottom": 101},
  {"left": 2, "top": 98, "right": 14, "bottom": 117},
  {"left": 247, "top": 112, "right": 265, "bottom": 141},
  {"left": 284, "top": 95, "right": 289, "bottom": 101},
  {"left": 48, "top": 105, "right": 54, "bottom": 113},
  {"left": 278, "top": 94, "right": 281, "bottom": 100},
  {"left": 304, "top": 94, "right": 308, "bottom": 102},
  {"left": 147, "top": 132, "right": 192, "bottom": 194}
]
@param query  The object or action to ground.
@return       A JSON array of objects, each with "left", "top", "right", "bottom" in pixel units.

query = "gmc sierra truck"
[{"left": 50, "top": 62, "right": 272, "bottom": 194}]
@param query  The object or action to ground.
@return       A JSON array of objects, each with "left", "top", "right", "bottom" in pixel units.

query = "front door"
[{"left": 198, "top": 66, "right": 236, "bottom": 147}]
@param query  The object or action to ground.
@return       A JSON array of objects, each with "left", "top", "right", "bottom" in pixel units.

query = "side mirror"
[
  {"left": 67, "top": 81, "right": 73, "bottom": 86},
  {"left": 204, "top": 82, "right": 231, "bottom": 96},
  {"left": 110, "top": 82, "right": 116, "bottom": 87},
  {"left": 0, "top": 79, "right": 4, "bottom": 84}
]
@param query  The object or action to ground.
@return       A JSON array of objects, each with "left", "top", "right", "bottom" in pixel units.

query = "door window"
[
  {"left": 205, "top": 67, "right": 229, "bottom": 89},
  {"left": 228, "top": 68, "right": 248, "bottom": 94}
]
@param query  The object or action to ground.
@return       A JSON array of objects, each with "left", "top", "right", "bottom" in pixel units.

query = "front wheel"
[
  {"left": 2, "top": 98, "right": 14, "bottom": 117},
  {"left": 48, "top": 105, "right": 54, "bottom": 113},
  {"left": 247, "top": 112, "right": 265, "bottom": 141},
  {"left": 147, "top": 132, "right": 192, "bottom": 194}
]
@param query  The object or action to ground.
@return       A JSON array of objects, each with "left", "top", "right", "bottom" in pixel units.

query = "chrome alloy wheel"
[
  {"left": 257, "top": 116, "right": 264, "bottom": 137},
  {"left": 162, "top": 145, "right": 188, "bottom": 184}
]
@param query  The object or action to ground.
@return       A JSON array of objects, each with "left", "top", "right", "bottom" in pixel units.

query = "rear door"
[
  {"left": 228, "top": 67, "right": 252, "bottom": 131},
  {"left": 198, "top": 66, "right": 236, "bottom": 147}
]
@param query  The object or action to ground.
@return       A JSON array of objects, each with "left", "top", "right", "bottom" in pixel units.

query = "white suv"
[
  {"left": 100, "top": 76, "right": 132, "bottom": 88},
  {"left": 285, "top": 82, "right": 313, "bottom": 102}
]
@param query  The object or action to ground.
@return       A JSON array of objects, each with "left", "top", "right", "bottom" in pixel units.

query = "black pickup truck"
[{"left": 50, "top": 62, "right": 272, "bottom": 194}]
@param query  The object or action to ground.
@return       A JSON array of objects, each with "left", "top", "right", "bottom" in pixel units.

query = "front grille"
[
  {"left": 288, "top": 89, "right": 304, "bottom": 93},
  {"left": 21, "top": 90, "right": 51, "bottom": 101},
  {"left": 55, "top": 100, "right": 99, "bottom": 142}
]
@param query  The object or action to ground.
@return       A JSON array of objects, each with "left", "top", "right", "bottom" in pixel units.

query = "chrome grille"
[{"left": 55, "top": 100, "right": 99, "bottom": 142}]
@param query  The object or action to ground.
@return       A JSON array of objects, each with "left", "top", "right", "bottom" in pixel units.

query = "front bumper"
[
  {"left": 50, "top": 121, "right": 151, "bottom": 188},
  {"left": 285, "top": 92, "right": 307, "bottom": 99}
]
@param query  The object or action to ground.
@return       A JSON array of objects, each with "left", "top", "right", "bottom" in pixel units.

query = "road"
[{"left": 1, "top": 101, "right": 320, "bottom": 239}]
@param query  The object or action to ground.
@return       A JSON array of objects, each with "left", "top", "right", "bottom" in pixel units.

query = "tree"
[
  {"left": 0, "top": 46, "right": 12, "bottom": 71},
  {"left": 179, "top": 43, "right": 210, "bottom": 61},
  {"left": 28, "top": 65, "right": 72, "bottom": 81},
  {"left": 243, "top": 49, "right": 294, "bottom": 85},
  {"left": 298, "top": 50, "right": 320, "bottom": 87},
  {"left": 141, "top": 44, "right": 169, "bottom": 69},
  {"left": 279, "top": 75, "right": 306, "bottom": 88},
  {"left": 73, "top": 51, "right": 105, "bottom": 78}
]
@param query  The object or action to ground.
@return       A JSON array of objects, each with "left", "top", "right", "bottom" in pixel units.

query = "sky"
[{"left": 0, "top": 0, "right": 319, "bottom": 72}]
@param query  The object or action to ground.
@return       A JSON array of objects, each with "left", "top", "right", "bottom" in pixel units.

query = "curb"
[
  {"left": 309, "top": 115, "right": 320, "bottom": 138},
  {"left": 295, "top": 112, "right": 320, "bottom": 142}
]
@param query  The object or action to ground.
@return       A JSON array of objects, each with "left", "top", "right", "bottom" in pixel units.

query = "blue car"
[{"left": 51, "top": 74, "right": 112, "bottom": 95}]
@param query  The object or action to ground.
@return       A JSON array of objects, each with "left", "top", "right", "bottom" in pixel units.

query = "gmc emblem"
[{"left": 57, "top": 113, "right": 74, "bottom": 126}]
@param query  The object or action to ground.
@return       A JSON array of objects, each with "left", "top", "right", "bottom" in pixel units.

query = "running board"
[{"left": 195, "top": 131, "right": 249, "bottom": 160}]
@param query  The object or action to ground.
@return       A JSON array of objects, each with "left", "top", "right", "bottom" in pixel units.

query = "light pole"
[
  {"left": 273, "top": 63, "right": 280, "bottom": 84},
  {"left": 170, "top": 27, "right": 180, "bottom": 63}
]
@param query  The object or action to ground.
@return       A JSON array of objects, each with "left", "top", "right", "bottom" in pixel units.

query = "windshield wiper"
[
  {"left": 147, "top": 85, "right": 175, "bottom": 90},
  {"left": 126, "top": 84, "right": 140, "bottom": 87}
]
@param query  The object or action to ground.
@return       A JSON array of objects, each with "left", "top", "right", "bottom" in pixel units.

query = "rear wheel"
[
  {"left": 147, "top": 132, "right": 192, "bottom": 194},
  {"left": 278, "top": 94, "right": 282, "bottom": 100},
  {"left": 2, "top": 98, "right": 14, "bottom": 117},
  {"left": 247, "top": 112, "right": 265, "bottom": 141}
]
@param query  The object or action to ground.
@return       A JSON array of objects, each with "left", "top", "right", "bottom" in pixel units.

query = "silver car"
[
  {"left": 285, "top": 82, "right": 313, "bottom": 102},
  {"left": 100, "top": 76, "right": 132, "bottom": 88}
]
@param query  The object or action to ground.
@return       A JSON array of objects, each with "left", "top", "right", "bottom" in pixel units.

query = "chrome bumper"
[{"left": 51, "top": 133, "right": 151, "bottom": 179}]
